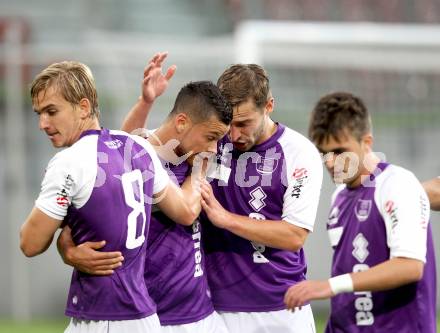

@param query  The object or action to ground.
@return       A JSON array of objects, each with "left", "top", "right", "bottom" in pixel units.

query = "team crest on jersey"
[
  {"left": 249, "top": 187, "right": 267, "bottom": 211},
  {"left": 355, "top": 199, "right": 372, "bottom": 222},
  {"left": 255, "top": 156, "right": 279, "bottom": 175},
  {"left": 104, "top": 139, "right": 123, "bottom": 149}
]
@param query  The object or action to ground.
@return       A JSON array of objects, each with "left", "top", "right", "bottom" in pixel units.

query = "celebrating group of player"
[{"left": 20, "top": 52, "right": 438, "bottom": 333}]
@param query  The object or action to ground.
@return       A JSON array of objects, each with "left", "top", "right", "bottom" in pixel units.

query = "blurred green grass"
[{"left": 0, "top": 319, "right": 68, "bottom": 333}]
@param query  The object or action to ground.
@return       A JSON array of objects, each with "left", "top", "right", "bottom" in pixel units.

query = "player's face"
[
  {"left": 178, "top": 115, "right": 229, "bottom": 163},
  {"left": 33, "top": 86, "right": 84, "bottom": 148},
  {"left": 317, "top": 131, "right": 372, "bottom": 187},
  {"left": 228, "top": 98, "right": 273, "bottom": 152}
]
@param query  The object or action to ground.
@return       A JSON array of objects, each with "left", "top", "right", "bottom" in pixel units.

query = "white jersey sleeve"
[
  {"left": 374, "top": 165, "right": 430, "bottom": 262},
  {"left": 35, "top": 136, "right": 99, "bottom": 220},
  {"left": 125, "top": 133, "right": 169, "bottom": 194},
  {"left": 279, "top": 128, "right": 323, "bottom": 231}
]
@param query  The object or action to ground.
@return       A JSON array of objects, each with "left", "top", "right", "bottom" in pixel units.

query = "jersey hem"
[
  {"left": 390, "top": 251, "right": 426, "bottom": 263},
  {"left": 282, "top": 218, "right": 314, "bottom": 232},
  {"left": 35, "top": 202, "right": 64, "bottom": 220},
  {"left": 159, "top": 308, "right": 214, "bottom": 325},
  {"left": 213, "top": 303, "right": 288, "bottom": 312},
  {"left": 65, "top": 309, "right": 156, "bottom": 321}
]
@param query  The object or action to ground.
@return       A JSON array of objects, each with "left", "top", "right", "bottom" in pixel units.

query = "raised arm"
[
  {"left": 422, "top": 177, "right": 440, "bottom": 211},
  {"left": 121, "top": 52, "right": 176, "bottom": 133}
]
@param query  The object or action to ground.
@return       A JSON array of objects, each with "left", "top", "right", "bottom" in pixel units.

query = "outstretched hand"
[
  {"left": 141, "top": 52, "right": 176, "bottom": 104},
  {"left": 284, "top": 280, "right": 333, "bottom": 311}
]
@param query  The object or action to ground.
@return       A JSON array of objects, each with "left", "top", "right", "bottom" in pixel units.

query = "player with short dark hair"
[
  {"left": 21, "top": 60, "right": 201, "bottom": 333},
  {"left": 285, "top": 92, "right": 437, "bottom": 333},
  {"left": 57, "top": 54, "right": 232, "bottom": 333}
]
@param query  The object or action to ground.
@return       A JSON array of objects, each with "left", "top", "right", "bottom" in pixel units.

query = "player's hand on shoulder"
[{"left": 284, "top": 280, "right": 332, "bottom": 310}]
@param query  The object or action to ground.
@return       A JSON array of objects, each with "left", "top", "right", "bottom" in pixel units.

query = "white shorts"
[
  {"left": 160, "top": 311, "right": 229, "bottom": 333},
  {"left": 64, "top": 314, "right": 161, "bottom": 333},
  {"left": 219, "top": 305, "right": 315, "bottom": 333}
]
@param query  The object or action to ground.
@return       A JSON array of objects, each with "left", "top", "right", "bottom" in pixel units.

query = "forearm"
[
  {"left": 350, "top": 257, "right": 424, "bottom": 292},
  {"left": 423, "top": 177, "right": 440, "bottom": 211},
  {"left": 57, "top": 226, "right": 75, "bottom": 265},
  {"left": 180, "top": 175, "right": 202, "bottom": 217},
  {"left": 156, "top": 183, "right": 198, "bottom": 226},
  {"left": 225, "top": 215, "right": 307, "bottom": 251},
  {"left": 20, "top": 224, "right": 54, "bottom": 257},
  {"left": 121, "top": 97, "right": 153, "bottom": 133}
]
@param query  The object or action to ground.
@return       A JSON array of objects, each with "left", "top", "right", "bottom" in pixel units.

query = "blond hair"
[{"left": 31, "top": 61, "right": 99, "bottom": 117}]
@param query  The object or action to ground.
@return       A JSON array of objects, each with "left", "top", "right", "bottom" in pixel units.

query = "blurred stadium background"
[{"left": 1, "top": 0, "right": 439, "bottom": 331}]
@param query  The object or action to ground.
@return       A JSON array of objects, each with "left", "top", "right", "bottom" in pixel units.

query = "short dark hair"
[
  {"left": 217, "top": 64, "right": 270, "bottom": 108},
  {"left": 170, "top": 81, "right": 232, "bottom": 125},
  {"left": 309, "top": 92, "right": 372, "bottom": 145}
]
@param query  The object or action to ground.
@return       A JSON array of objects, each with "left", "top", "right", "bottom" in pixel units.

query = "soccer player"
[
  {"left": 136, "top": 81, "right": 231, "bottom": 333},
  {"left": 95, "top": 62, "right": 323, "bottom": 332},
  {"left": 284, "top": 92, "right": 437, "bottom": 332},
  {"left": 57, "top": 56, "right": 232, "bottom": 332},
  {"left": 20, "top": 60, "right": 202, "bottom": 333},
  {"left": 423, "top": 177, "right": 440, "bottom": 211},
  {"left": 199, "top": 64, "right": 323, "bottom": 333}
]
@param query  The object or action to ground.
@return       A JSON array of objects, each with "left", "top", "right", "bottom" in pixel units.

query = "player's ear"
[
  {"left": 362, "top": 133, "right": 373, "bottom": 152},
  {"left": 174, "top": 113, "right": 191, "bottom": 134},
  {"left": 78, "top": 98, "right": 92, "bottom": 119},
  {"left": 264, "top": 95, "right": 274, "bottom": 115}
]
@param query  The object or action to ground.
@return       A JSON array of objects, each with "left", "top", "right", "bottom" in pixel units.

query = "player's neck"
[
  {"left": 78, "top": 118, "right": 100, "bottom": 137},
  {"left": 348, "top": 153, "right": 381, "bottom": 188},
  {"left": 255, "top": 118, "right": 277, "bottom": 145}
]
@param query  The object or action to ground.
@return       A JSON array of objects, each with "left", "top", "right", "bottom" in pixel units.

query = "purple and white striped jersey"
[
  {"left": 36, "top": 129, "right": 169, "bottom": 320},
  {"left": 202, "top": 123, "right": 323, "bottom": 311},
  {"left": 326, "top": 162, "right": 436, "bottom": 333}
]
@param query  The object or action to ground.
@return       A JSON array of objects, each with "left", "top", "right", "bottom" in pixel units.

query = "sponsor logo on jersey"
[
  {"left": 56, "top": 174, "right": 74, "bottom": 207},
  {"left": 192, "top": 221, "right": 203, "bottom": 277},
  {"left": 352, "top": 237, "right": 373, "bottom": 326},
  {"left": 104, "top": 139, "right": 123, "bottom": 149},
  {"left": 291, "top": 168, "right": 308, "bottom": 198},
  {"left": 355, "top": 199, "right": 372, "bottom": 222},
  {"left": 385, "top": 200, "right": 399, "bottom": 229}
]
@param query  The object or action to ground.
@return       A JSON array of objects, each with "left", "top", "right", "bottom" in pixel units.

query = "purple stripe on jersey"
[{"left": 65, "top": 129, "right": 157, "bottom": 320}]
